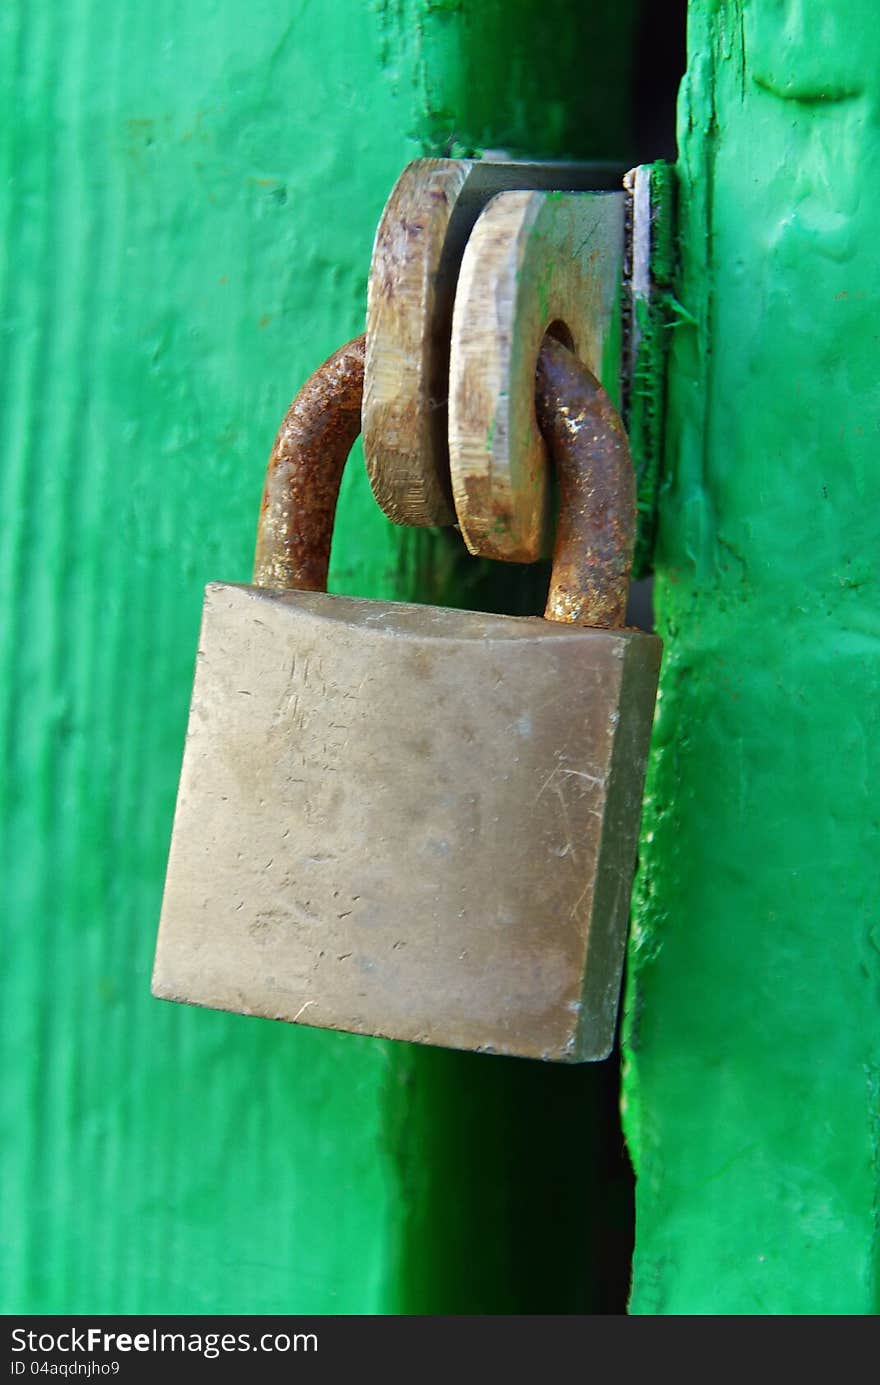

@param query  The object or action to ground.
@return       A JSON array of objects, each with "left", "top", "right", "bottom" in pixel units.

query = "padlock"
[{"left": 152, "top": 333, "right": 661, "bottom": 1062}]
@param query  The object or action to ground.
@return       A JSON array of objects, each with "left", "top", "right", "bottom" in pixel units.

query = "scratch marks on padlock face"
[
  {"left": 559, "top": 766, "right": 607, "bottom": 790},
  {"left": 156, "top": 585, "right": 659, "bottom": 1060},
  {"left": 534, "top": 763, "right": 578, "bottom": 858},
  {"left": 534, "top": 752, "right": 609, "bottom": 866},
  {"left": 247, "top": 909, "right": 288, "bottom": 945},
  {"left": 290, "top": 999, "right": 316, "bottom": 1024}
]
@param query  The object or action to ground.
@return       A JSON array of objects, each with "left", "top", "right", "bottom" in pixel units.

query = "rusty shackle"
[{"left": 252, "top": 333, "right": 635, "bottom": 628}]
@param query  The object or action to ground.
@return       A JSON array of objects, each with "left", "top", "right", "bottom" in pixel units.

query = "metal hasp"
[
  {"left": 365, "top": 157, "right": 670, "bottom": 572},
  {"left": 448, "top": 189, "right": 625, "bottom": 563},
  {"left": 153, "top": 337, "right": 661, "bottom": 1063},
  {"left": 363, "top": 157, "right": 625, "bottom": 529}
]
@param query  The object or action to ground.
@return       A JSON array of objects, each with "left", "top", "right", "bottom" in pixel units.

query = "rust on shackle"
[
  {"left": 535, "top": 336, "right": 635, "bottom": 628},
  {"left": 253, "top": 331, "right": 635, "bottom": 626},
  {"left": 253, "top": 334, "right": 365, "bottom": 592}
]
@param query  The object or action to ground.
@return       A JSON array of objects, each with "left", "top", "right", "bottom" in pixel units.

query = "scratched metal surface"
[{"left": 154, "top": 585, "right": 660, "bottom": 1061}]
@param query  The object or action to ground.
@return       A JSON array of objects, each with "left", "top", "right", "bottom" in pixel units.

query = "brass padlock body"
[{"left": 153, "top": 584, "right": 660, "bottom": 1062}]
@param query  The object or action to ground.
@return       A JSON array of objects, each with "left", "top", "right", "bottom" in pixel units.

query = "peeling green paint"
[{"left": 624, "top": 0, "right": 880, "bottom": 1315}]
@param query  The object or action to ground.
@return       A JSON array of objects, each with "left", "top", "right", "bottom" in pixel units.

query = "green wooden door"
[
  {"left": 625, "top": 0, "right": 880, "bottom": 1315},
  {"left": 0, "top": 0, "right": 638, "bottom": 1315},
  {"left": 2, "top": 0, "right": 876, "bottom": 1315}
]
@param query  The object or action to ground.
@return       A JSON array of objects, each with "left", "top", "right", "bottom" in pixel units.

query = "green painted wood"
[
  {"left": 623, "top": 0, "right": 880, "bottom": 1314},
  {"left": 1, "top": 0, "right": 638, "bottom": 1314}
]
